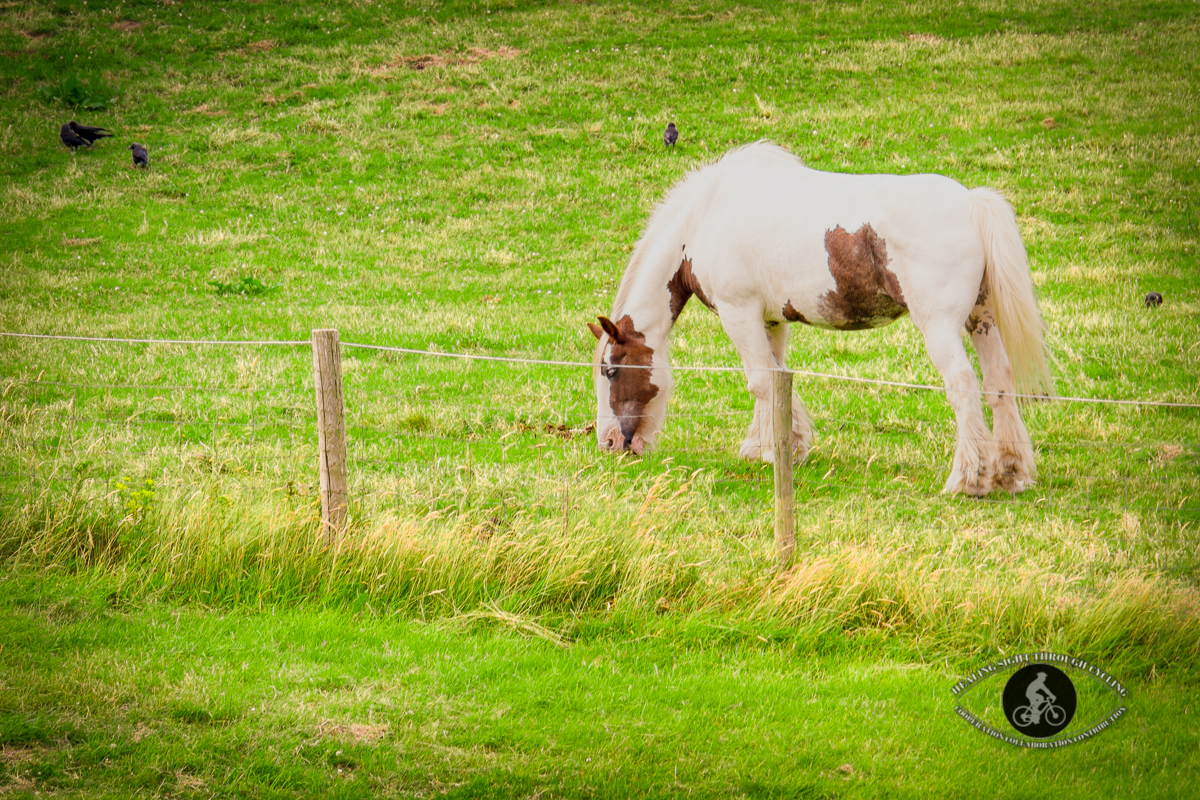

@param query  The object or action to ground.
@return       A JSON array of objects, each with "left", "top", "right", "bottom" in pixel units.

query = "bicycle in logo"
[{"left": 1011, "top": 700, "right": 1067, "bottom": 728}]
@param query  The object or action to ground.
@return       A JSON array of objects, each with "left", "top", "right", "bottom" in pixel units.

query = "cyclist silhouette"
[
  {"left": 1024, "top": 671, "right": 1056, "bottom": 722},
  {"left": 1005, "top": 664, "right": 1074, "bottom": 733},
  {"left": 1011, "top": 671, "right": 1065, "bottom": 728},
  {"left": 1022, "top": 671, "right": 1060, "bottom": 724}
]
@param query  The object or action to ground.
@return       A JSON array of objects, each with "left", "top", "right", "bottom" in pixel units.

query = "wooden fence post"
[
  {"left": 773, "top": 369, "right": 795, "bottom": 571},
  {"left": 312, "top": 328, "right": 348, "bottom": 542}
]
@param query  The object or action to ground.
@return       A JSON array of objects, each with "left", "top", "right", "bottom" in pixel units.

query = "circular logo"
[{"left": 1002, "top": 663, "right": 1077, "bottom": 738}]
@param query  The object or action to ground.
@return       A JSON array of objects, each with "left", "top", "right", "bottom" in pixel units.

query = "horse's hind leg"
[
  {"left": 969, "top": 306, "right": 1036, "bottom": 493},
  {"left": 920, "top": 321, "right": 997, "bottom": 495}
]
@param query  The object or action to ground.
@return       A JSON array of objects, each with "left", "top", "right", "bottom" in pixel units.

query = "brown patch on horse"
[
  {"left": 976, "top": 282, "right": 990, "bottom": 307},
  {"left": 818, "top": 224, "right": 908, "bottom": 330},
  {"left": 666, "top": 254, "right": 715, "bottom": 321},
  {"left": 968, "top": 308, "right": 995, "bottom": 337},
  {"left": 967, "top": 281, "right": 993, "bottom": 335},
  {"left": 782, "top": 300, "right": 810, "bottom": 325},
  {"left": 595, "top": 315, "right": 659, "bottom": 450}
]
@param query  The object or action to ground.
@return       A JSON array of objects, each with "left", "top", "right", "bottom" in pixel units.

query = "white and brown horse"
[{"left": 589, "top": 141, "right": 1054, "bottom": 495}]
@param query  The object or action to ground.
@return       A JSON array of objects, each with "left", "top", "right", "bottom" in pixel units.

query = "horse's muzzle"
[
  {"left": 619, "top": 419, "right": 639, "bottom": 450},
  {"left": 600, "top": 424, "right": 646, "bottom": 456}
]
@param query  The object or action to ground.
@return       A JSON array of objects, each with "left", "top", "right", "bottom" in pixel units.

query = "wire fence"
[{"left": 1, "top": 331, "right": 1197, "bottom": 526}]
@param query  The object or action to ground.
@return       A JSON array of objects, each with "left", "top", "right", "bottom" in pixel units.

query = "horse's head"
[{"left": 588, "top": 314, "right": 669, "bottom": 455}]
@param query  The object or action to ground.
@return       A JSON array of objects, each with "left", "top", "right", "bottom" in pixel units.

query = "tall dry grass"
[{"left": 4, "top": 462, "right": 1197, "bottom": 675}]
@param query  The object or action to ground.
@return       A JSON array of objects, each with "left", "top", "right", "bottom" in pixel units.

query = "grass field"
[
  {"left": 1, "top": 0, "right": 1199, "bottom": 796},
  {"left": 3, "top": 573, "right": 1196, "bottom": 799}
]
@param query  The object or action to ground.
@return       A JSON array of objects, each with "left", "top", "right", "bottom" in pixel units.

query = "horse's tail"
[{"left": 967, "top": 188, "right": 1056, "bottom": 400}]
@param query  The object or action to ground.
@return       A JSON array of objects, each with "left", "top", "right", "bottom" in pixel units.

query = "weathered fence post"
[
  {"left": 312, "top": 328, "right": 348, "bottom": 543},
  {"left": 773, "top": 369, "right": 795, "bottom": 571}
]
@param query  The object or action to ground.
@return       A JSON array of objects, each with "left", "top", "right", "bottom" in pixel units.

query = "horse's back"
[
  {"left": 688, "top": 143, "right": 973, "bottom": 247},
  {"left": 683, "top": 144, "right": 985, "bottom": 330}
]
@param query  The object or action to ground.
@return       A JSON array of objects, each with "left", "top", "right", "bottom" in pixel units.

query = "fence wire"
[{"left": 1, "top": 332, "right": 1197, "bottom": 524}]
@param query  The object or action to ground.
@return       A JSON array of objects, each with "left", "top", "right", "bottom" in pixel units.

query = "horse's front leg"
[
  {"left": 767, "top": 320, "right": 815, "bottom": 463},
  {"left": 721, "top": 308, "right": 807, "bottom": 463}
]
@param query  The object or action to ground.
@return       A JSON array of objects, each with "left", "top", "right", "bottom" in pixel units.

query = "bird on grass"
[
  {"left": 663, "top": 121, "right": 678, "bottom": 148},
  {"left": 1145, "top": 291, "right": 1163, "bottom": 307},
  {"left": 60, "top": 123, "right": 87, "bottom": 152},
  {"left": 69, "top": 121, "right": 113, "bottom": 146},
  {"left": 129, "top": 143, "right": 149, "bottom": 168}
]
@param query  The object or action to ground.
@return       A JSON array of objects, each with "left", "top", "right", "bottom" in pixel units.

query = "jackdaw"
[
  {"left": 60, "top": 123, "right": 87, "bottom": 152},
  {"left": 68, "top": 121, "right": 113, "bottom": 146},
  {"left": 129, "top": 143, "right": 149, "bottom": 168},
  {"left": 1145, "top": 291, "right": 1163, "bottom": 307},
  {"left": 663, "top": 122, "right": 678, "bottom": 148}
]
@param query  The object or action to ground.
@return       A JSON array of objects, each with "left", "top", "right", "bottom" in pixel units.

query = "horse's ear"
[
  {"left": 587, "top": 321, "right": 604, "bottom": 340},
  {"left": 598, "top": 316, "right": 625, "bottom": 344}
]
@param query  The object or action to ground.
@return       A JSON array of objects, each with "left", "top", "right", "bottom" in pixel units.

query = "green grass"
[
  {"left": 2, "top": 574, "right": 1196, "bottom": 799},
  {"left": 1, "top": 0, "right": 1198, "bottom": 794}
]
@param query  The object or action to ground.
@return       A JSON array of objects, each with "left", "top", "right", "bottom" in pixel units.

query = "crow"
[
  {"left": 69, "top": 121, "right": 113, "bottom": 146},
  {"left": 60, "top": 123, "right": 87, "bottom": 152},
  {"left": 663, "top": 122, "right": 678, "bottom": 148},
  {"left": 1145, "top": 291, "right": 1163, "bottom": 307},
  {"left": 129, "top": 142, "right": 149, "bottom": 168}
]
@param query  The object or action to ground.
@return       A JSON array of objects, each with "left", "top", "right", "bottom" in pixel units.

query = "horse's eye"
[{"left": 603, "top": 366, "right": 618, "bottom": 380}]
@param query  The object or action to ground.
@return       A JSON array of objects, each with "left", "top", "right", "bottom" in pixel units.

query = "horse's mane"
[{"left": 611, "top": 141, "right": 804, "bottom": 317}]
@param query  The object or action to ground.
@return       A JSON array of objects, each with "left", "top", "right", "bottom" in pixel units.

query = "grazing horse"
[{"left": 588, "top": 141, "right": 1054, "bottom": 496}]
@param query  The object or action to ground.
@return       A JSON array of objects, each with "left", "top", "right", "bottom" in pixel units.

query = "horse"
[{"left": 588, "top": 141, "right": 1054, "bottom": 496}]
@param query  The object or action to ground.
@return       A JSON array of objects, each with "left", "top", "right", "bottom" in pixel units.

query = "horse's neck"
[
  {"left": 614, "top": 241, "right": 681, "bottom": 343},
  {"left": 614, "top": 283, "right": 671, "bottom": 348}
]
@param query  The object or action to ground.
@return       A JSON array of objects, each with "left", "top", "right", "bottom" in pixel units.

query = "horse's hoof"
[
  {"left": 994, "top": 456, "right": 1030, "bottom": 494},
  {"left": 738, "top": 440, "right": 763, "bottom": 460},
  {"left": 966, "top": 472, "right": 996, "bottom": 496},
  {"left": 997, "top": 471, "right": 1027, "bottom": 494},
  {"left": 942, "top": 472, "right": 995, "bottom": 496}
]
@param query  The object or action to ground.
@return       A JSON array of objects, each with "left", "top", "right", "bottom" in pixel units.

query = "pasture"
[{"left": 1, "top": 0, "right": 1198, "bottom": 796}]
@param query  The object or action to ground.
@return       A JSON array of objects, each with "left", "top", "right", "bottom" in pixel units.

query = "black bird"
[
  {"left": 60, "top": 123, "right": 87, "bottom": 152},
  {"left": 663, "top": 121, "right": 678, "bottom": 148},
  {"left": 129, "top": 142, "right": 149, "bottom": 168},
  {"left": 1145, "top": 291, "right": 1163, "bottom": 307},
  {"left": 69, "top": 121, "right": 113, "bottom": 146}
]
